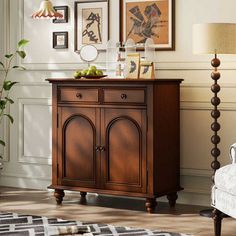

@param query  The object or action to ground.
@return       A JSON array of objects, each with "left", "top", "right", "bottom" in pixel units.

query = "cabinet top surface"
[{"left": 46, "top": 78, "right": 183, "bottom": 84}]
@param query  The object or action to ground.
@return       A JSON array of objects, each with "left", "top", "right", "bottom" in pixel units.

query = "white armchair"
[{"left": 212, "top": 143, "right": 236, "bottom": 236}]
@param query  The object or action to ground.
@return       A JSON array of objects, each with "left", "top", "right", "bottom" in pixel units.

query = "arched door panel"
[
  {"left": 101, "top": 109, "right": 147, "bottom": 193},
  {"left": 58, "top": 107, "right": 99, "bottom": 188}
]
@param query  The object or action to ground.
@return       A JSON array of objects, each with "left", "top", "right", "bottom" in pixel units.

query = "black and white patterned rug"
[{"left": 0, "top": 212, "right": 192, "bottom": 236}]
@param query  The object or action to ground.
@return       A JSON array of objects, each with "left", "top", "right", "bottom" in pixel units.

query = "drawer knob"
[
  {"left": 76, "top": 93, "right": 83, "bottom": 99},
  {"left": 121, "top": 93, "right": 127, "bottom": 100}
]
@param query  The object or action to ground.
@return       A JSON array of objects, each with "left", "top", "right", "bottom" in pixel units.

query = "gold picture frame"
[
  {"left": 126, "top": 53, "right": 140, "bottom": 79},
  {"left": 139, "top": 61, "right": 155, "bottom": 79}
]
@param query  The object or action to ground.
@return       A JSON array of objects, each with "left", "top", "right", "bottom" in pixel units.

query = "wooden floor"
[{"left": 0, "top": 187, "right": 236, "bottom": 236}]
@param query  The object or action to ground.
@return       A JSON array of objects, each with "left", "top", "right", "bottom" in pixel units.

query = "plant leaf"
[
  {"left": 5, "top": 54, "right": 13, "bottom": 59},
  {"left": 5, "top": 97, "right": 14, "bottom": 104},
  {"left": 0, "top": 61, "right": 5, "bottom": 69},
  {"left": 0, "top": 140, "right": 5, "bottom": 147},
  {"left": 0, "top": 99, "right": 7, "bottom": 109},
  {"left": 18, "top": 39, "right": 29, "bottom": 48},
  {"left": 16, "top": 51, "right": 26, "bottom": 59},
  {"left": 12, "top": 65, "right": 26, "bottom": 70},
  {"left": 3, "top": 81, "right": 18, "bottom": 91},
  {"left": 4, "top": 114, "right": 14, "bottom": 124}
]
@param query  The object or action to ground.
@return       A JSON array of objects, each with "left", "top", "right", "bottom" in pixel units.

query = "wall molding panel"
[{"left": 18, "top": 98, "right": 52, "bottom": 165}]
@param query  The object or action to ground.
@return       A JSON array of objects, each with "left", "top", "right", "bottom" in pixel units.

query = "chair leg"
[{"left": 213, "top": 208, "right": 223, "bottom": 236}]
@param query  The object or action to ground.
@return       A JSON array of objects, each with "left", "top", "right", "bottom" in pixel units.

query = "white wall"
[{"left": 1, "top": 0, "right": 236, "bottom": 206}]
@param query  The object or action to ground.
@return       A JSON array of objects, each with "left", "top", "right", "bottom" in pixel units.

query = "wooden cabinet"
[{"left": 47, "top": 78, "right": 183, "bottom": 213}]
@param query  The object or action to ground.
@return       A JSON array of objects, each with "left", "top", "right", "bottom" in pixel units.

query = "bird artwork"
[
  {"left": 125, "top": 1, "right": 169, "bottom": 45},
  {"left": 139, "top": 61, "right": 154, "bottom": 79},
  {"left": 129, "top": 60, "right": 137, "bottom": 73},
  {"left": 142, "top": 65, "right": 149, "bottom": 74},
  {"left": 126, "top": 53, "right": 140, "bottom": 79}
]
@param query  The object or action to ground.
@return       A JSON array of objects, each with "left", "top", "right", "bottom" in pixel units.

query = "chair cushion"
[
  {"left": 212, "top": 187, "right": 236, "bottom": 218},
  {"left": 215, "top": 163, "right": 236, "bottom": 195}
]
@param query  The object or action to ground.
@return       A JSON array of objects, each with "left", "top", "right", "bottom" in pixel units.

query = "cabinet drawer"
[
  {"left": 59, "top": 87, "right": 99, "bottom": 103},
  {"left": 103, "top": 88, "right": 146, "bottom": 104}
]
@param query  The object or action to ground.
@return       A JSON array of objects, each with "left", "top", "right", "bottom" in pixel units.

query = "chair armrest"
[{"left": 230, "top": 143, "right": 236, "bottom": 163}]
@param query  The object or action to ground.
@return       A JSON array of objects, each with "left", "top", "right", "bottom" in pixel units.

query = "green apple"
[
  {"left": 74, "top": 70, "right": 82, "bottom": 79},
  {"left": 96, "top": 70, "right": 103, "bottom": 76},
  {"left": 89, "top": 65, "right": 97, "bottom": 71},
  {"left": 81, "top": 70, "right": 88, "bottom": 76},
  {"left": 87, "top": 69, "right": 96, "bottom": 76}
]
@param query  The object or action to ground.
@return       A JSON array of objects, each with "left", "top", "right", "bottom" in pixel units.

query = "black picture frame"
[
  {"left": 74, "top": 0, "right": 110, "bottom": 52},
  {"left": 53, "top": 32, "right": 68, "bottom": 49},
  {"left": 53, "top": 6, "right": 69, "bottom": 23}
]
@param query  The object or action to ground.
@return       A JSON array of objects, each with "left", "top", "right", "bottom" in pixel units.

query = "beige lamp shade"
[
  {"left": 32, "top": 0, "right": 63, "bottom": 18},
  {"left": 193, "top": 23, "right": 236, "bottom": 55}
]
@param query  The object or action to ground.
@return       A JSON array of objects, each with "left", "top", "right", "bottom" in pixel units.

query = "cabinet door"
[
  {"left": 58, "top": 107, "right": 100, "bottom": 188},
  {"left": 101, "top": 108, "right": 147, "bottom": 193}
]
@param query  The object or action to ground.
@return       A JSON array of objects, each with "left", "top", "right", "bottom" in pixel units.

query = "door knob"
[
  {"left": 100, "top": 146, "right": 106, "bottom": 152},
  {"left": 95, "top": 146, "right": 100, "bottom": 152}
]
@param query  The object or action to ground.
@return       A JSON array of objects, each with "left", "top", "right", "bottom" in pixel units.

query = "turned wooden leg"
[
  {"left": 167, "top": 192, "right": 178, "bottom": 207},
  {"left": 54, "top": 189, "right": 65, "bottom": 205},
  {"left": 80, "top": 191, "right": 87, "bottom": 198},
  {"left": 213, "top": 208, "right": 223, "bottom": 236},
  {"left": 145, "top": 198, "right": 157, "bottom": 213},
  {"left": 79, "top": 191, "right": 87, "bottom": 204}
]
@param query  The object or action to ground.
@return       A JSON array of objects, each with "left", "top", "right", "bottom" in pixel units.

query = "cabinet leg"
[
  {"left": 80, "top": 191, "right": 87, "bottom": 198},
  {"left": 79, "top": 192, "right": 87, "bottom": 204},
  {"left": 213, "top": 208, "right": 223, "bottom": 236},
  {"left": 167, "top": 192, "right": 178, "bottom": 207},
  {"left": 145, "top": 198, "right": 157, "bottom": 213},
  {"left": 54, "top": 189, "right": 65, "bottom": 205}
]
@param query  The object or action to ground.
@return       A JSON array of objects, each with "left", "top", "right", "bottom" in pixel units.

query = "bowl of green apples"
[{"left": 74, "top": 66, "right": 107, "bottom": 79}]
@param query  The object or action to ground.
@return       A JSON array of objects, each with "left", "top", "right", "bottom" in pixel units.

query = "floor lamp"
[{"left": 193, "top": 23, "right": 236, "bottom": 217}]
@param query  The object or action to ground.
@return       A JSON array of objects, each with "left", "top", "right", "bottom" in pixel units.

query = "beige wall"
[{"left": 1, "top": 0, "right": 236, "bottom": 206}]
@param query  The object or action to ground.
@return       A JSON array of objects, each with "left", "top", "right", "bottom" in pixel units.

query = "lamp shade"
[
  {"left": 193, "top": 23, "right": 236, "bottom": 55},
  {"left": 32, "top": 0, "right": 63, "bottom": 19}
]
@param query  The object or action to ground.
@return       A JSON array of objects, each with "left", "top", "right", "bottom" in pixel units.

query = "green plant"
[{"left": 0, "top": 39, "right": 29, "bottom": 164}]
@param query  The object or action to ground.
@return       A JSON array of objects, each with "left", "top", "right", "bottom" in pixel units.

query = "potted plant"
[{"left": 0, "top": 39, "right": 29, "bottom": 169}]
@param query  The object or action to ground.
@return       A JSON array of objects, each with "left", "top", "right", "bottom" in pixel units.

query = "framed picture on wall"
[
  {"left": 53, "top": 32, "right": 68, "bottom": 49},
  {"left": 120, "top": 0, "right": 175, "bottom": 51},
  {"left": 74, "top": 0, "right": 109, "bottom": 52},
  {"left": 53, "top": 6, "right": 69, "bottom": 23}
]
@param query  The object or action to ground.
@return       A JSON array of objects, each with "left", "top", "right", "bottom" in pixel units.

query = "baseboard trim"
[{"left": 0, "top": 175, "right": 211, "bottom": 206}]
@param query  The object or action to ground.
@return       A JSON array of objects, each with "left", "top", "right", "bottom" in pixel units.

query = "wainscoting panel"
[
  {"left": 18, "top": 98, "right": 52, "bottom": 165},
  {"left": 0, "top": 84, "right": 52, "bottom": 188}
]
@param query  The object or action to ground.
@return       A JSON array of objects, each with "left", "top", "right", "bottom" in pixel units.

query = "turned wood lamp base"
[{"left": 200, "top": 55, "right": 221, "bottom": 218}]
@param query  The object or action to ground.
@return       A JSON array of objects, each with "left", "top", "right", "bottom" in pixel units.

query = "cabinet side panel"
[
  {"left": 153, "top": 83, "right": 181, "bottom": 195},
  {"left": 52, "top": 84, "right": 58, "bottom": 186}
]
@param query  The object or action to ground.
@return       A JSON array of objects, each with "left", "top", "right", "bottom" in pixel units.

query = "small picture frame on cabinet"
[
  {"left": 53, "top": 6, "right": 69, "bottom": 23},
  {"left": 125, "top": 53, "right": 140, "bottom": 79},
  {"left": 53, "top": 32, "right": 68, "bottom": 49},
  {"left": 139, "top": 61, "right": 155, "bottom": 79}
]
